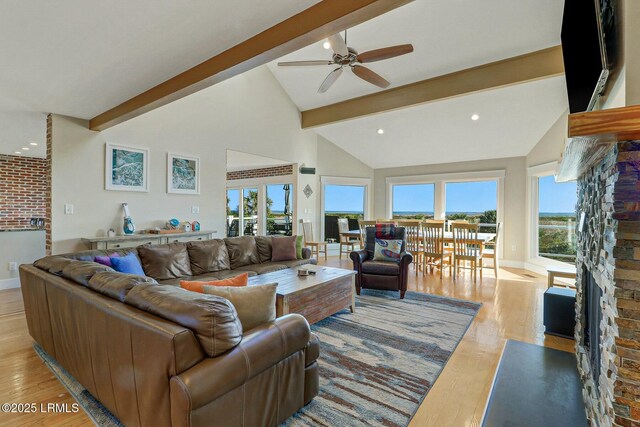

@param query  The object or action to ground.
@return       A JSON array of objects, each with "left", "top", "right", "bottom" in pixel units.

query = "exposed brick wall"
[
  {"left": 45, "top": 114, "right": 52, "bottom": 255},
  {"left": 226, "top": 164, "right": 294, "bottom": 180},
  {"left": 0, "top": 155, "right": 47, "bottom": 230}
]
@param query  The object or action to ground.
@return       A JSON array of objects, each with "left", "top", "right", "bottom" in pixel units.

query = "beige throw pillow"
[{"left": 203, "top": 283, "right": 277, "bottom": 331}]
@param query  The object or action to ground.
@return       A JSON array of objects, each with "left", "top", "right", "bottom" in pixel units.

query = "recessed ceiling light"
[
  {"left": 14, "top": 151, "right": 21, "bottom": 154},
  {"left": 323, "top": 41, "right": 331, "bottom": 50},
  {"left": 471, "top": 114, "right": 480, "bottom": 121},
  {"left": 30, "top": 142, "right": 38, "bottom": 146},
  {"left": 21, "top": 147, "right": 29, "bottom": 151},
  {"left": 377, "top": 128, "right": 384, "bottom": 134}
]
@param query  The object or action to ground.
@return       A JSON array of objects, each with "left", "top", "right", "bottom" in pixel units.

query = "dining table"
[{"left": 341, "top": 230, "right": 496, "bottom": 246}]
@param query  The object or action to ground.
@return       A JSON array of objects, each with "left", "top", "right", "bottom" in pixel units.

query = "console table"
[{"left": 82, "top": 230, "right": 214, "bottom": 250}]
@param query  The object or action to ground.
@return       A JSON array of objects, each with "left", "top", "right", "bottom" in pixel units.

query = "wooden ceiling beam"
[
  {"left": 301, "top": 45, "right": 565, "bottom": 128},
  {"left": 89, "top": 0, "right": 414, "bottom": 131}
]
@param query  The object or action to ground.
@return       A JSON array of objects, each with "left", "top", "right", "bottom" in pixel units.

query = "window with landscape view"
[
  {"left": 266, "top": 184, "right": 293, "bottom": 236},
  {"left": 538, "top": 175, "right": 577, "bottom": 263},
  {"left": 324, "top": 184, "right": 365, "bottom": 241},
  {"left": 445, "top": 181, "right": 498, "bottom": 231},
  {"left": 226, "top": 189, "right": 240, "bottom": 237},
  {"left": 392, "top": 184, "right": 435, "bottom": 219}
]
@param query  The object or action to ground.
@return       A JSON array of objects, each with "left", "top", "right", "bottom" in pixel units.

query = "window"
[
  {"left": 242, "top": 188, "right": 258, "bottom": 236},
  {"left": 266, "top": 184, "right": 293, "bottom": 236},
  {"left": 323, "top": 184, "right": 365, "bottom": 242},
  {"left": 445, "top": 181, "right": 497, "bottom": 232},
  {"left": 227, "top": 183, "right": 294, "bottom": 237},
  {"left": 392, "top": 184, "right": 434, "bottom": 219},
  {"left": 226, "top": 189, "right": 240, "bottom": 237},
  {"left": 537, "top": 175, "right": 577, "bottom": 263}
]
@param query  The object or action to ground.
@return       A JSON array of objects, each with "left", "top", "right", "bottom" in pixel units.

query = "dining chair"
[
  {"left": 482, "top": 222, "right": 501, "bottom": 278},
  {"left": 300, "top": 219, "right": 327, "bottom": 260},
  {"left": 337, "top": 218, "right": 359, "bottom": 259},
  {"left": 447, "top": 219, "right": 469, "bottom": 232},
  {"left": 452, "top": 222, "right": 483, "bottom": 282},
  {"left": 357, "top": 220, "right": 376, "bottom": 249},
  {"left": 376, "top": 219, "right": 398, "bottom": 225},
  {"left": 398, "top": 220, "right": 421, "bottom": 272},
  {"left": 421, "top": 220, "right": 452, "bottom": 279}
]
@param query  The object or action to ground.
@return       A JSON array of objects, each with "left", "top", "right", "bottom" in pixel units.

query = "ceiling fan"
[{"left": 277, "top": 31, "right": 413, "bottom": 93}]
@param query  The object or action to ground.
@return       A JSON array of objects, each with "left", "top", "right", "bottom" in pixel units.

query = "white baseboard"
[
  {"left": 0, "top": 278, "right": 20, "bottom": 290},
  {"left": 524, "top": 262, "right": 550, "bottom": 277},
  {"left": 499, "top": 259, "right": 525, "bottom": 269}
]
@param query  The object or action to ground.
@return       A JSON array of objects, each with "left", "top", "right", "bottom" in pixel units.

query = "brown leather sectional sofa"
[{"left": 19, "top": 235, "right": 319, "bottom": 427}]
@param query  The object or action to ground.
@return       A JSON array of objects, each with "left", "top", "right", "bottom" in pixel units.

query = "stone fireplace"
[{"left": 570, "top": 137, "right": 640, "bottom": 426}]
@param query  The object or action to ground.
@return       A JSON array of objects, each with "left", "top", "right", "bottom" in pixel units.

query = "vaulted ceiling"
[
  {"left": 0, "top": 0, "right": 320, "bottom": 157},
  {"left": 0, "top": 0, "right": 570, "bottom": 168},
  {"left": 267, "top": 0, "right": 569, "bottom": 168}
]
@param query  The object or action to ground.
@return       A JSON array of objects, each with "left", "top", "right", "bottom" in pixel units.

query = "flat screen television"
[{"left": 561, "top": 0, "right": 618, "bottom": 113}]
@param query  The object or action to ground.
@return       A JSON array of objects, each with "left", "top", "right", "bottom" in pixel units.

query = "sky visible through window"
[
  {"left": 538, "top": 175, "right": 577, "bottom": 214},
  {"left": 227, "top": 189, "right": 239, "bottom": 214},
  {"left": 445, "top": 181, "right": 497, "bottom": 214},
  {"left": 393, "top": 184, "right": 434, "bottom": 214},
  {"left": 267, "top": 184, "right": 291, "bottom": 213},
  {"left": 324, "top": 185, "right": 365, "bottom": 213}
]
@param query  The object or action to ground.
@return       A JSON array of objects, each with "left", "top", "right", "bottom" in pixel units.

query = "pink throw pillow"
[{"left": 271, "top": 236, "right": 297, "bottom": 262}]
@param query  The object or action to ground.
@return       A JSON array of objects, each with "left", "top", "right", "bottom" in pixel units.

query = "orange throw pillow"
[{"left": 180, "top": 273, "right": 249, "bottom": 293}]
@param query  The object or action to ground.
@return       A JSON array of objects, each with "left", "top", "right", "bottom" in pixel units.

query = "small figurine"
[{"left": 192, "top": 221, "right": 201, "bottom": 231}]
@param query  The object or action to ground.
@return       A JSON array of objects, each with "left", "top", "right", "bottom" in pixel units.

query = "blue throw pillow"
[{"left": 110, "top": 253, "right": 145, "bottom": 276}]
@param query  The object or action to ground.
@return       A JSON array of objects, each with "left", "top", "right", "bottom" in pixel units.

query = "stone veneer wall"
[{"left": 576, "top": 140, "right": 640, "bottom": 427}]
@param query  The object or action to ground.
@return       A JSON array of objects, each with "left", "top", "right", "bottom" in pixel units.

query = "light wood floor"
[{"left": 0, "top": 259, "right": 573, "bottom": 426}]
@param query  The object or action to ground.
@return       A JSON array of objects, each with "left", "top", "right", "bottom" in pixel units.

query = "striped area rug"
[
  {"left": 34, "top": 289, "right": 479, "bottom": 427},
  {"left": 284, "top": 289, "right": 481, "bottom": 427}
]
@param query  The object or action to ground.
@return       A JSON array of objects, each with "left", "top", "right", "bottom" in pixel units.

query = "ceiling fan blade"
[
  {"left": 357, "top": 44, "right": 414, "bottom": 63},
  {"left": 318, "top": 67, "right": 344, "bottom": 93},
  {"left": 277, "top": 60, "right": 333, "bottom": 66},
  {"left": 351, "top": 65, "right": 390, "bottom": 89},
  {"left": 328, "top": 33, "right": 349, "bottom": 57}
]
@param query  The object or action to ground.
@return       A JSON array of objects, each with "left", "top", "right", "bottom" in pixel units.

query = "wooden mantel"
[{"left": 556, "top": 105, "right": 640, "bottom": 182}]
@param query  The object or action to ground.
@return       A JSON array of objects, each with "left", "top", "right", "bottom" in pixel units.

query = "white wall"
[
  {"left": 374, "top": 156, "right": 527, "bottom": 265},
  {"left": 526, "top": 111, "right": 568, "bottom": 167},
  {"left": 314, "top": 135, "right": 374, "bottom": 234},
  {"left": 0, "top": 230, "right": 45, "bottom": 286},
  {"left": 51, "top": 66, "right": 318, "bottom": 254}
]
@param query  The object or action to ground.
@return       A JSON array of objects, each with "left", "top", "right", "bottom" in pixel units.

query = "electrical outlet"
[
  {"left": 511, "top": 245, "right": 517, "bottom": 252},
  {"left": 8, "top": 262, "right": 17, "bottom": 271},
  {"left": 191, "top": 206, "right": 200, "bottom": 214},
  {"left": 64, "top": 204, "right": 74, "bottom": 215}
]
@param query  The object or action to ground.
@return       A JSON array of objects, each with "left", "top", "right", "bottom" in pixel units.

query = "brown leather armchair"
[{"left": 350, "top": 227, "right": 413, "bottom": 299}]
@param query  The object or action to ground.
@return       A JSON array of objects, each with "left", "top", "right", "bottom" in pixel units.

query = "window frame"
[
  {"left": 526, "top": 161, "right": 577, "bottom": 272},
  {"left": 386, "top": 170, "right": 505, "bottom": 259},
  {"left": 226, "top": 174, "right": 296, "bottom": 236},
  {"left": 390, "top": 182, "right": 436, "bottom": 219},
  {"left": 320, "top": 176, "right": 372, "bottom": 241}
]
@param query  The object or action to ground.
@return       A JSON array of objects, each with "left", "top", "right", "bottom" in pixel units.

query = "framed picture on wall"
[
  {"left": 105, "top": 143, "right": 149, "bottom": 192},
  {"left": 167, "top": 153, "right": 200, "bottom": 195}
]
